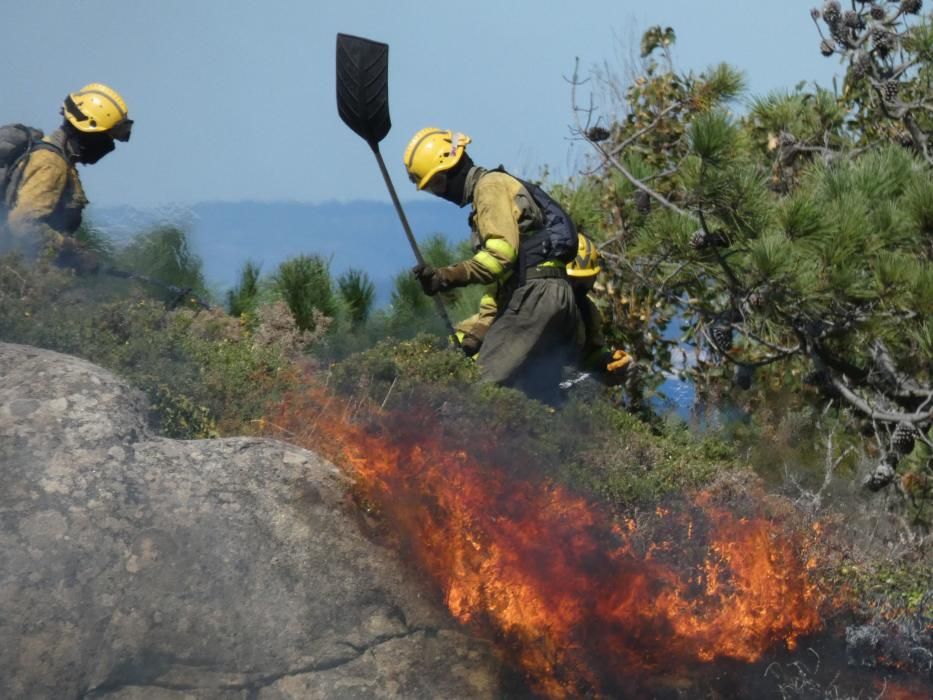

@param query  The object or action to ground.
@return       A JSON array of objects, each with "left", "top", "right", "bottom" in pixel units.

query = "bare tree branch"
[
  {"left": 607, "top": 101, "right": 683, "bottom": 157},
  {"left": 826, "top": 371, "right": 933, "bottom": 425}
]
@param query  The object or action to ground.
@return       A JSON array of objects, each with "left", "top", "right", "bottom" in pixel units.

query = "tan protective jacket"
[
  {"left": 3, "top": 130, "right": 86, "bottom": 255},
  {"left": 454, "top": 167, "right": 543, "bottom": 340}
]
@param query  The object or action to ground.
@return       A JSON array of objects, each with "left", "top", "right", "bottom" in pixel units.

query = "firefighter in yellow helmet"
[
  {"left": 404, "top": 127, "right": 580, "bottom": 403},
  {"left": 566, "top": 233, "right": 633, "bottom": 381},
  {"left": 2, "top": 83, "right": 133, "bottom": 273}
]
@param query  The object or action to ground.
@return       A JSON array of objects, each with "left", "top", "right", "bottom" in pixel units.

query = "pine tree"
[
  {"left": 337, "top": 268, "right": 375, "bottom": 325},
  {"left": 570, "top": 26, "right": 932, "bottom": 490},
  {"left": 227, "top": 260, "right": 262, "bottom": 318},
  {"left": 273, "top": 254, "right": 336, "bottom": 333}
]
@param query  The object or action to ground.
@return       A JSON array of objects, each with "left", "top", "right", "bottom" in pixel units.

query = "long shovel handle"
[
  {"left": 104, "top": 267, "right": 213, "bottom": 311},
  {"left": 370, "top": 143, "right": 458, "bottom": 342}
]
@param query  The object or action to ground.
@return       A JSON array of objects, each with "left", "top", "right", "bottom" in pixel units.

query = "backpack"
[
  {"left": 0, "top": 124, "right": 61, "bottom": 211},
  {"left": 492, "top": 167, "right": 578, "bottom": 270}
]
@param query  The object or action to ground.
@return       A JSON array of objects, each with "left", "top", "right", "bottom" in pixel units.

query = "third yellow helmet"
[
  {"left": 63, "top": 83, "right": 133, "bottom": 141},
  {"left": 567, "top": 234, "right": 601, "bottom": 278},
  {"left": 403, "top": 128, "right": 471, "bottom": 189}
]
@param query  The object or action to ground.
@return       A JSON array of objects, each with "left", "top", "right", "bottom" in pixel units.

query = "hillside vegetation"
[{"left": 1, "top": 4, "right": 931, "bottom": 685}]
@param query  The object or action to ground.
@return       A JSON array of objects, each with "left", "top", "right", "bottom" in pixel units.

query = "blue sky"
[{"left": 3, "top": 1, "right": 841, "bottom": 209}]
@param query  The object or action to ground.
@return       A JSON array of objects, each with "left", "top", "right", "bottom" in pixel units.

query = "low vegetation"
[{"left": 2, "top": 4, "right": 931, "bottom": 677}]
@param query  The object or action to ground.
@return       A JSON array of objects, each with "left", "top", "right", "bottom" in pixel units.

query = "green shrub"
[
  {"left": 113, "top": 225, "right": 209, "bottom": 303},
  {"left": 273, "top": 254, "right": 336, "bottom": 332},
  {"left": 0, "top": 255, "right": 300, "bottom": 438},
  {"left": 337, "top": 268, "right": 375, "bottom": 325},
  {"left": 327, "top": 335, "right": 740, "bottom": 510},
  {"left": 227, "top": 260, "right": 262, "bottom": 317}
]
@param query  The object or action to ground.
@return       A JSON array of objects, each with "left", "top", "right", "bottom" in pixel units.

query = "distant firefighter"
[{"left": 1, "top": 83, "right": 133, "bottom": 273}]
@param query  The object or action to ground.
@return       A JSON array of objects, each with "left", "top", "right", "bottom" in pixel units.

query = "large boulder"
[{"left": 0, "top": 343, "right": 500, "bottom": 699}]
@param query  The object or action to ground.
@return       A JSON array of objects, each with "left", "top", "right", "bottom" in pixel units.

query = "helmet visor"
[{"left": 109, "top": 118, "right": 133, "bottom": 142}]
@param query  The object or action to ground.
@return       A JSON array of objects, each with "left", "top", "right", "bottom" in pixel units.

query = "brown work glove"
[
  {"left": 459, "top": 332, "right": 482, "bottom": 357},
  {"left": 54, "top": 237, "right": 100, "bottom": 276},
  {"left": 412, "top": 263, "right": 469, "bottom": 296}
]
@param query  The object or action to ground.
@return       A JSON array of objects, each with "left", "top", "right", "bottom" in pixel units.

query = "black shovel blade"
[{"left": 336, "top": 33, "right": 391, "bottom": 145}]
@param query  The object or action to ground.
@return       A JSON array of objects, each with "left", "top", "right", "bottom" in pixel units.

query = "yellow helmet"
[
  {"left": 567, "top": 234, "right": 601, "bottom": 278},
  {"left": 63, "top": 83, "right": 133, "bottom": 141},
  {"left": 403, "top": 128, "right": 471, "bottom": 189}
]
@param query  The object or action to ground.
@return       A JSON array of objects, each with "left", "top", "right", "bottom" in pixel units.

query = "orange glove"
[{"left": 606, "top": 349, "right": 633, "bottom": 374}]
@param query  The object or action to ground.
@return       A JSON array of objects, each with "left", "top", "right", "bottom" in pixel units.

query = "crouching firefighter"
[
  {"left": 456, "top": 232, "right": 634, "bottom": 385},
  {"left": 404, "top": 127, "right": 580, "bottom": 404},
  {"left": 566, "top": 233, "right": 633, "bottom": 383},
  {"left": 0, "top": 83, "right": 133, "bottom": 273}
]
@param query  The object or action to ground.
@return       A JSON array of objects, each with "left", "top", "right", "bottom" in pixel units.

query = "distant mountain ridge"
[{"left": 88, "top": 199, "right": 471, "bottom": 303}]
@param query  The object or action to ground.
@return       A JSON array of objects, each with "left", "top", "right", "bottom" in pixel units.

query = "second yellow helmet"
[
  {"left": 63, "top": 83, "right": 132, "bottom": 141},
  {"left": 567, "top": 234, "right": 601, "bottom": 278},
  {"left": 403, "top": 128, "right": 471, "bottom": 189}
]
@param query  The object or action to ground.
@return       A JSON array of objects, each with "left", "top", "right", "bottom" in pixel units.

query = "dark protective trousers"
[{"left": 477, "top": 277, "right": 580, "bottom": 404}]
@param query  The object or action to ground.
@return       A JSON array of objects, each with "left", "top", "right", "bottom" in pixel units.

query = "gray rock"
[{"left": 0, "top": 343, "right": 500, "bottom": 699}]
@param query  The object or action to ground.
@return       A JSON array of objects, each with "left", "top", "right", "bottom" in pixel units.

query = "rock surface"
[{"left": 0, "top": 342, "right": 500, "bottom": 699}]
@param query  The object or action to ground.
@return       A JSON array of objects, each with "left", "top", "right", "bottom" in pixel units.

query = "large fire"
[{"left": 264, "top": 382, "right": 827, "bottom": 696}]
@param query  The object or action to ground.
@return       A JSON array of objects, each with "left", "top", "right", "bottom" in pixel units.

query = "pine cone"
[
  {"left": 735, "top": 365, "right": 754, "bottom": 390},
  {"left": 901, "top": 0, "right": 923, "bottom": 14},
  {"left": 850, "top": 52, "right": 872, "bottom": 78},
  {"left": 811, "top": 7, "right": 822, "bottom": 20},
  {"left": 882, "top": 79, "right": 900, "bottom": 102},
  {"left": 711, "top": 325, "right": 733, "bottom": 350},
  {"left": 634, "top": 190, "right": 651, "bottom": 214},
  {"left": 586, "top": 126, "right": 611, "bottom": 142},
  {"left": 891, "top": 422, "right": 917, "bottom": 454},
  {"left": 870, "top": 4, "right": 887, "bottom": 20},
  {"left": 832, "top": 26, "right": 854, "bottom": 47},
  {"left": 821, "top": 38, "right": 836, "bottom": 56},
  {"left": 690, "top": 228, "right": 729, "bottom": 250},
  {"left": 863, "top": 455, "right": 898, "bottom": 491},
  {"left": 844, "top": 10, "right": 865, "bottom": 28},
  {"left": 872, "top": 28, "right": 895, "bottom": 56},
  {"left": 690, "top": 229, "right": 708, "bottom": 249},
  {"left": 823, "top": 1, "right": 843, "bottom": 24},
  {"left": 778, "top": 131, "right": 798, "bottom": 147}
]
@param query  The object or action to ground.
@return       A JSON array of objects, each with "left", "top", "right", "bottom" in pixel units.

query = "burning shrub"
[{"left": 264, "top": 357, "right": 837, "bottom": 696}]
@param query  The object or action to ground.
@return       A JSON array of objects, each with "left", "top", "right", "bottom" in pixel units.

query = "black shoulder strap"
[
  {"left": 488, "top": 165, "right": 546, "bottom": 216},
  {"left": 30, "top": 140, "right": 66, "bottom": 159}
]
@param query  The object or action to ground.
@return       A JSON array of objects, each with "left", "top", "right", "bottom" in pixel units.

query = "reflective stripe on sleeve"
[
  {"left": 485, "top": 238, "right": 517, "bottom": 262},
  {"left": 472, "top": 250, "right": 504, "bottom": 275}
]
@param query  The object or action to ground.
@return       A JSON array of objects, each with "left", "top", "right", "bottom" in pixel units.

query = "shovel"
[
  {"left": 104, "top": 267, "right": 213, "bottom": 310},
  {"left": 335, "top": 33, "right": 458, "bottom": 342}
]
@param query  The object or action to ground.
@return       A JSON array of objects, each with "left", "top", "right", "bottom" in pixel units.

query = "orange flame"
[{"left": 266, "top": 383, "right": 825, "bottom": 696}]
